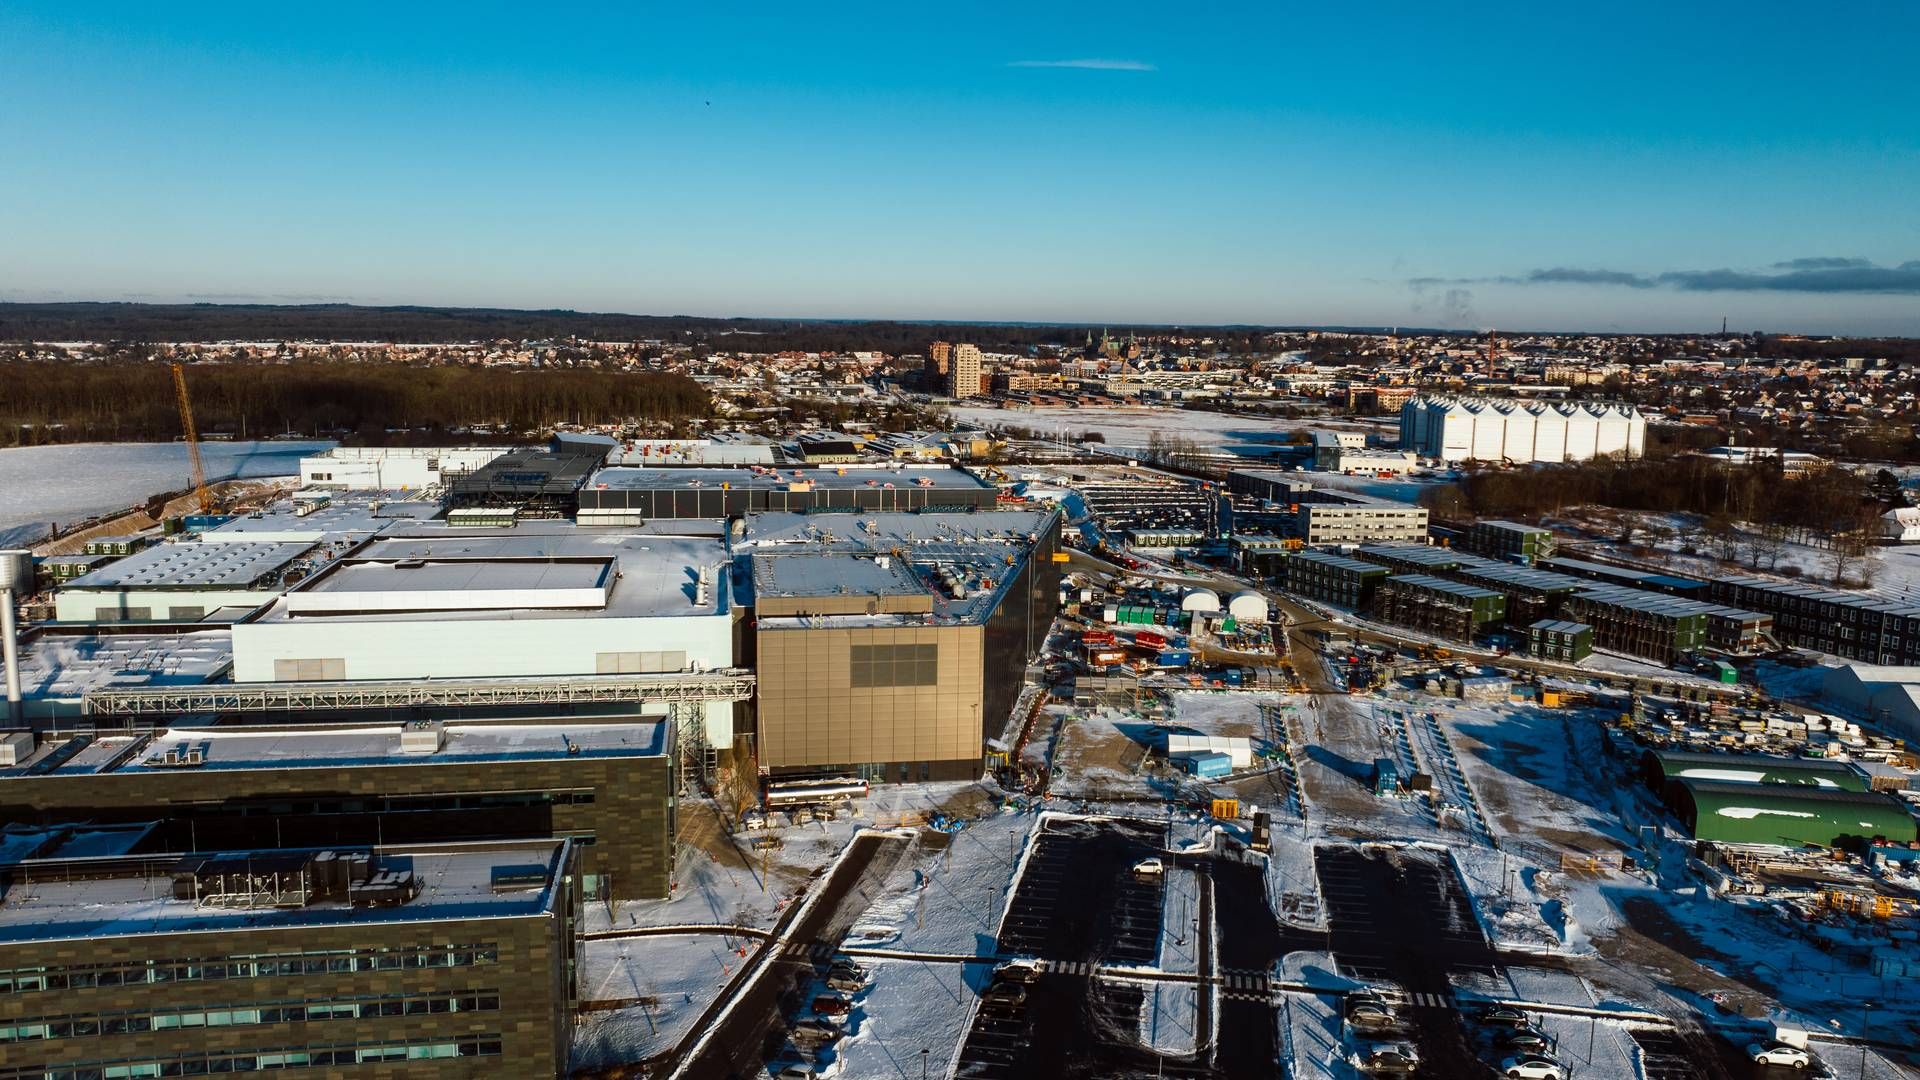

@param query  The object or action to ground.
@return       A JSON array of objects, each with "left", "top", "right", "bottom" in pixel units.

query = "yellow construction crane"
[{"left": 171, "top": 362, "right": 214, "bottom": 515}]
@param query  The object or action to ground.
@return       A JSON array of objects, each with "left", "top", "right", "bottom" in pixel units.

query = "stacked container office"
[{"left": 1284, "top": 551, "right": 1389, "bottom": 609}]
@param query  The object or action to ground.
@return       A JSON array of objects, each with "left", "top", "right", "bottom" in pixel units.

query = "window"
[
  {"left": 595, "top": 650, "right": 687, "bottom": 674},
  {"left": 98, "top": 606, "right": 153, "bottom": 622},
  {"left": 167, "top": 606, "right": 206, "bottom": 621},
  {"left": 849, "top": 642, "right": 938, "bottom": 688},
  {"left": 272, "top": 658, "right": 346, "bottom": 681}
]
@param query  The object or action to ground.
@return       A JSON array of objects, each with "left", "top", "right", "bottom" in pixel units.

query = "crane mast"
[{"left": 170, "top": 362, "right": 214, "bottom": 515}]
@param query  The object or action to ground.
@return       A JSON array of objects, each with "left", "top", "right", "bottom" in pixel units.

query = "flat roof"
[
  {"left": 737, "top": 508, "right": 1055, "bottom": 547},
  {"left": 258, "top": 525, "right": 729, "bottom": 622},
  {"left": 200, "top": 493, "right": 439, "bottom": 543},
  {"left": 1529, "top": 619, "right": 1591, "bottom": 634},
  {"left": 15, "top": 630, "right": 233, "bottom": 700},
  {"left": 0, "top": 841, "right": 567, "bottom": 944},
  {"left": 1, "top": 721, "right": 665, "bottom": 779},
  {"left": 752, "top": 552, "right": 924, "bottom": 599},
  {"left": 1456, "top": 564, "right": 1586, "bottom": 593},
  {"left": 1292, "top": 550, "right": 1388, "bottom": 575},
  {"left": 588, "top": 464, "right": 992, "bottom": 493},
  {"left": 65, "top": 541, "right": 317, "bottom": 590},
  {"left": 1356, "top": 543, "right": 1491, "bottom": 569},
  {"left": 288, "top": 557, "right": 612, "bottom": 613},
  {"left": 1387, "top": 573, "right": 1503, "bottom": 600}
]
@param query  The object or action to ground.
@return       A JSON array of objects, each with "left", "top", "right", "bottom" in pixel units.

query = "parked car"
[
  {"left": 1346, "top": 1003, "right": 1397, "bottom": 1029},
  {"left": 1478, "top": 1005, "right": 1531, "bottom": 1028},
  {"left": 825, "top": 970, "right": 867, "bottom": 992},
  {"left": 810, "top": 995, "right": 850, "bottom": 1017},
  {"left": 1747, "top": 1041, "right": 1813, "bottom": 1069},
  {"left": 790, "top": 1020, "right": 843, "bottom": 1045},
  {"left": 1131, "top": 857, "right": 1165, "bottom": 877},
  {"left": 772, "top": 1064, "right": 816, "bottom": 1080},
  {"left": 1500, "top": 1057, "right": 1565, "bottom": 1080},
  {"left": 980, "top": 981, "right": 1027, "bottom": 1006},
  {"left": 1355, "top": 1043, "right": 1419, "bottom": 1075},
  {"left": 1494, "top": 1027, "right": 1551, "bottom": 1053},
  {"left": 994, "top": 959, "right": 1042, "bottom": 985}
]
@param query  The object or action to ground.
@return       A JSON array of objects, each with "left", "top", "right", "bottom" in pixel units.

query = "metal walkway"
[{"left": 83, "top": 669, "right": 756, "bottom": 716}]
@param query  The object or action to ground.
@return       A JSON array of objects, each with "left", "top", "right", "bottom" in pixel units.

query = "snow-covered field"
[
  {"left": 0, "top": 440, "right": 333, "bottom": 540},
  {"left": 947, "top": 405, "right": 1303, "bottom": 456},
  {"left": 571, "top": 933, "right": 744, "bottom": 1068}
]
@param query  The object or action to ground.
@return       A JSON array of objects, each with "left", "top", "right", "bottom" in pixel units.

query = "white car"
[
  {"left": 1500, "top": 1058, "right": 1564, "bottom": 1080},
  {"left": 1131, "top": 857, "right": 1165, "bottom": 877},
  {"left": 1748, "top": 1041, "right": 1813, "bottom": 1069}
]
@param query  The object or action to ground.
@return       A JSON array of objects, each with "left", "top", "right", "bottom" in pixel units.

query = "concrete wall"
[{"left": 55, "top": 588, "right": 281, "bottom": 622}]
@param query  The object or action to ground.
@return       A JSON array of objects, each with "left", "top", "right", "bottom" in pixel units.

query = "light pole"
[
  {"left": 1860, "top": 1001, "right": 1872, "bottom": 1080},
  {"left": 921, "top": 1047, "right": 930, "bottom": 1079}
]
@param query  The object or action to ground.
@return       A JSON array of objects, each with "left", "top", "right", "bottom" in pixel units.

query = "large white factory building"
[{"left": 1400, "top": 396, "right": 1647, "bottom": 464}]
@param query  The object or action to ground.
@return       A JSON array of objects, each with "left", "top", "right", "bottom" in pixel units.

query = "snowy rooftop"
[
  {"left": 0, "top": 721, "right": 666, "bottom": 778},
  {"left": 258, "top": 525, "right": 729, "bottom": 622},
  {"left": 752, "top": 552, "right": 925, "bottom": 599},
  {"left": 199, "top": 492, "right": 438, "bottom": 543},
  {"left": 588, "top": 464, "right": 992, "bottom": 492},
  {"left": 0, "top": 840, "right": 568, "bottom": 944},
  {"left": 15, "top": 630, "right": 233, "bottom": 700},
  {"left": 736, "top": 508, "right": 1055, "bottom": 548},
  {"left": 64, "top": 540, "right": 316, "bottom": 590}
]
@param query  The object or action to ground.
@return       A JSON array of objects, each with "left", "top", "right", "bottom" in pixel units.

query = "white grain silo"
[
  {"left": 1562, "top": 404, "right": 1601, "bottom": 461},
  {"left": 1497, "top": 400, "right": 1537, "bottom": 463},
  {"left": 1593, "top": 405, "right": 1630, "bottom": 457},
  {"left": 1467, "top": 400, "right": 1504, "bottom": 460}
]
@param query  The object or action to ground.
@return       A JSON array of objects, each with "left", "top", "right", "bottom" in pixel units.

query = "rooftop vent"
[
  {"left": 147, "top": 740, "right": 210, "bottom": 768},
  {"left": 490, "top": 863, "right": 549, "bottom": 893},
  {"left": 399, "top": 720, "right": 445, "bottom": 755}
]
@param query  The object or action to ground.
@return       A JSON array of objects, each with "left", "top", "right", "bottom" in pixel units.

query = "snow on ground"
[
  {"left": 0, "top": 440, "right": 333, "bottom": 533},
  {"left": 571, "top": 933, "right": 743, "bottom": 1068},
  {"left": 946, "top": 404, "right": 1304, "bottom": 454},
  {"left": 1133, "top": 979, "right": 1202, "bottom": 1055},
  {"left": 848, "top": 807, "right": 1036, "bottom": 955},
  {"left": 832, "top": 958, "right": 982, "bottom": 1080},
  {"left": 1156, "top": 862, "right": 1202, "bottom": 974}
]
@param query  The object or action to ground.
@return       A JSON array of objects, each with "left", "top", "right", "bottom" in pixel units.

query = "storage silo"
[
  {"left": 1182, "top": 588, "right": 1221, "bottom": 614},
  {"left": 1529, "top": 403, "right": 1567, "bottom": 463},
  {"left": 1227, "top": 591, "right": 1268, "bottom": 625}
]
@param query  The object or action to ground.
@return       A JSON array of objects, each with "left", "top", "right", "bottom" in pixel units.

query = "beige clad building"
[
  {"left": 947, "top": 343, "right": 983, "bottom": 399},
  {"left": 740, "top": 510, "right": 1060, "bottom": 783}
]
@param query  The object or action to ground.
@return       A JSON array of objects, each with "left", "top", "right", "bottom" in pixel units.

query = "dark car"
[
  {"left": 1478, "top": 1005, "right": 1530, "bottom": 1028},
  {"left": 1495, "top": 1027, "right": 1551, "bottom": 1053},
  {"left": 980, "top": 981, "right": 1027, "bottom": 1006}
]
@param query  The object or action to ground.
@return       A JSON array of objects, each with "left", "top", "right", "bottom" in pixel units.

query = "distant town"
[{"left": 0, "top": 311, "right": 1917, "bottom": 1079}]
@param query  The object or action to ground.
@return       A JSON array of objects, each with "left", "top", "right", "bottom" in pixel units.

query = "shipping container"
[
  {"left": 1135, "top": 630, "right": 1168, "bottom": 650},
  {"left": 1179, "top": 752, "right": 1233, "bottom": 779},
  {"left": 1155, "top": 650, "right": 1193, "bottom": 668},
  {"left": 1371, "top": 757, "right": 1399, "bottom": 796}
]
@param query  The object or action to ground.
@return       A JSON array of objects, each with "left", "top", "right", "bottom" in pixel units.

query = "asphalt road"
[{"left": 672, "top": 831, "right": 910, "bottom": 1080}]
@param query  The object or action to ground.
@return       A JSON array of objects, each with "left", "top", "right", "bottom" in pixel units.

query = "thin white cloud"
[{"left": 1008, "top": 58, "right": 1155, "bottom": 72}]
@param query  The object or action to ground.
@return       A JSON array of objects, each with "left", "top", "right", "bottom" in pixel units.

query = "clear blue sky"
[{"left": 4, "top": 2, "right": 1917, "bottom": 334}]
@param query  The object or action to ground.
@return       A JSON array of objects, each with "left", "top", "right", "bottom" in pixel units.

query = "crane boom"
[{"left": 170, "top": 362, "right": 214, "bottom": 515}]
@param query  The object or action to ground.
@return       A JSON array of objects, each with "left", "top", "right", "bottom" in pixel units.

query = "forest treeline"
[
  {"left": 0, "top": 302, "right": 1272, "bottom": 355},
  {"left": 0, "top": 361, "right": 710, "bottom": 445},
  {"left": 1421, "top": 456, "right": 1890, "bottom": 547}
]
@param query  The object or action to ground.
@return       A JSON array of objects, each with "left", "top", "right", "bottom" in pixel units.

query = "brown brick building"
[{"left": 0, "top": 838, "right": 578, "bottom": 1079}]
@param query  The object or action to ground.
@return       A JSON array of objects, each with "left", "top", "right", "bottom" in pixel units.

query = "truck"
[{"left": 1250, "top": 810, "right": 1272, "bottom": 853}]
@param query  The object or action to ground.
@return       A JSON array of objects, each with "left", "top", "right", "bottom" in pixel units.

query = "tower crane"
[{"left": 170, "top": 362, "right": 214, "bottom": 515}]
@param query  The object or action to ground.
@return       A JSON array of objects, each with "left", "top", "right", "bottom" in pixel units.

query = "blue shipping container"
[
  {"left": 1155, "top": 650, "right": 1193, "bottom": 668},
  {"left": 1181, "top": 752, "right": 1233, "bottom": 779}
]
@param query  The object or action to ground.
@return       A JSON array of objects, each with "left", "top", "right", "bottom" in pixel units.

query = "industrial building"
[
  {"left": 54, "top": 540, "right": 328, "bottom": 624},
  {"left": 0, "top": 720, "right": 676, "bottom": 900},
  {"left": 1541, "top": 557, "right": 1711, "bottom": 599},
  {"left": 1709, "top": 575, "right": 1920, "bottom": 666},
  {"left": 1399, "top": 396, "right": 1647, "bottom": 463},
  {"left": 1227, "top": 469, "right": 1313, "bottom": 504},
  {"left": 446, "top": 448, "right": 605, "bottom": 521},
  {"left": 739, "top": 509, "right": 1061, "bottom": 782},
  {"left": 1463, "top": 520, "right": 1554, "bottom": 563},
  {"left": 1354, "top": 543, "right": 1493, "bottom": 576},
  {"left": 574, "top": 464, "right": 997, "bottom": 524},
  {"left": 1640, "top": 748, "right": 1871, "bottom": 794},
  {"left": 9, "top": 628, "right": 233, "bottom": 723},
  {"left": 1369, "top": 574, "right": 1506, "bottom": 641},
  {"left": 1671, "top": 779, "right": 1916, "bottom": 848},
  {"left": 1527, "top": 620, "right": 1593, "bottom": 663},
  {"left": 1449, "top": 564, "right": 1585, "bottom": 626},
  {"left": 1819, "top": 664, "right": 1920, "bottom": 744},
  {"left": 298, "top": 446, "right": 507, "bottom": 490},
  {"left": 1284, "top": 551, "right": 1388, "bottom": 609},
  {"left": 1561, "top": 585, "right": 1709, "bottom": 665},
  {"left": 0, "top": 836, "right": 579, "bottom": 1078},
  {"left": 1231, "top": 536, "right": 1296, "bottom": 580},
  {"left": 230, "top": 524, "right": 741, "bottom": 749},
  {"left": 1312, "top": 432, "right": 1417, "bottom": 475},
  {"left": 1290, "top": 495, "right": 1429, "bottom": 545}
]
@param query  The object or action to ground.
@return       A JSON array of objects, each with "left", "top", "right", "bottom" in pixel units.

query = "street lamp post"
[
  {"left": 1860, "top": 1002, "right": 1873, "bottom": 1079},
  {"left": 921, "top": 1047, "right": 930, "bottom": 1079}
]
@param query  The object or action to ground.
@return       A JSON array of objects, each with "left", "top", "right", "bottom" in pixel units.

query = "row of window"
[
  {"left": 0, "top": 945, "right": 498, "bottom": 996},
  {"left": 0, "top": 1035, "right": 503, "bottom": 1079},
  {"left": 849, "top": 642, "right": 939, "bottom": 688},
  {"left": 217, "top": 790, "right": 595, "bottom": 818},
  {"left": 91, "top": 607, "right": 203, "bottom": 623},
  {"left": 0, "top": 991, "right": 500, "bottom": 1044}
]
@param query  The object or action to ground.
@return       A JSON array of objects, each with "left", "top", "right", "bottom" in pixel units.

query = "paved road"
[{"left": 671, "top": 831, "right": 911, "bottom": 1080}]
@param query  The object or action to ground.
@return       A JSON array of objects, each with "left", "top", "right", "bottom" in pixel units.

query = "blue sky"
[{"left": 3, "top": 2, "right": 1917, "bottom": 334}]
